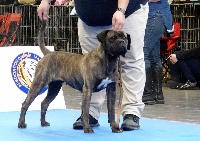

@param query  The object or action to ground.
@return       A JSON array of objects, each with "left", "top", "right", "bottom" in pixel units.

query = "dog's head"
[{"left": 97, "top": 30, "right": 131, "bottom": 57}]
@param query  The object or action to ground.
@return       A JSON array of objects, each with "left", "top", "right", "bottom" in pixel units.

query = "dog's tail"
[{"left": 38, "top": 20, "right": 51, "bottom": 55}]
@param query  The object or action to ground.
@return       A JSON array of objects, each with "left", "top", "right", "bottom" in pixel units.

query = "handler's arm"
[
  {"left": 112, "top": 0, "right": 130, "bottom": 31},
  {"left": 37, "top": 0, "right": 53, "bottom": 21}
]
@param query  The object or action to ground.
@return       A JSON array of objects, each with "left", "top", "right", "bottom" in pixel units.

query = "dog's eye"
[
  {"left": 123, "top": 35, "right": 126, "bottom": 39},
  {"left": 110, "top": 36, "right": 116, "bottom": 40}
]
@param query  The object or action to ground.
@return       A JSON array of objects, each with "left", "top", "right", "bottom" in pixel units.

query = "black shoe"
[
  {"left": 179, "top": 80, "right": 199, "bottom": 90},
  {"left": 142, "top": 94, "right": 155, "bottom": 105},
  {"left": 73, "top": 114, "right": 100, "bottom": 129},
  {"left": 155, "top": 94, "right": 165, "bottom": 104},
  {"left": 121, "top": 114, "right": 140, "bottom": 131}
]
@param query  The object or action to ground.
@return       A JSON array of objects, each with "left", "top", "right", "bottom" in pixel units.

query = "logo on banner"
[{"left": 11, "top": 52, "right": 48, "bottom": 94}]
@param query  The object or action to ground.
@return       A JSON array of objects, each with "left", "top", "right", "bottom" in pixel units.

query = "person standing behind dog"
[
  {"left": 37, "top": 0, "right": 149, "bottom": 131},
  {"left": 142, "top": 0, "right": 173, "bottom": 105}
]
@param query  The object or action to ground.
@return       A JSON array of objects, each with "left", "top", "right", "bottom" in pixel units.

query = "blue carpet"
[{"left": 1, "top": 109, "right": 200, "bottom": 141}]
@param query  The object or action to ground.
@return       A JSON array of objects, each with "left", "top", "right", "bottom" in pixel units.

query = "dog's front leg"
[
  {"left": 107, "top": 83, "right": 123, "bottom": 133},
  {"left": 82, "top": 85, "right": 94, "bottom": 133}
]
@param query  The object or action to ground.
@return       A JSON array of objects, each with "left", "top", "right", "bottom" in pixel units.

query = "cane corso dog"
[{"left": 18, "top": 21, "right": 130, "bottom": 133}]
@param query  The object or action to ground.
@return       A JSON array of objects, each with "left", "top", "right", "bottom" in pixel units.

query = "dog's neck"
[
  {"left": 104, "top": 50, "right": 119, "bottom": 76},
  {"left": 96, "top": 44, "right": 119, "bottom": 58},
  {"left": 95, "top": 45, "right": 119, "bottom": 75}
]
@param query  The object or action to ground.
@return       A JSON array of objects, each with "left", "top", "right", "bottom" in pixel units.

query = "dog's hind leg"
[
  {"left": 106, "top": 83, "right": 122, "bottom": 133},
  {"left": 18, "top": 80, "right": 47, "bottom": 128},
  {"left": 41, "top": 80, "right": 63, "bottom": 126}
]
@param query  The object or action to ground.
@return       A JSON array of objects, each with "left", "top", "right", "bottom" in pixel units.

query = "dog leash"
[
  {"left": 116, "top": 33, "right": 131, "bottom": 127},
  {"left": 116, "top": 57, "right": 123, "bottom": 127}
]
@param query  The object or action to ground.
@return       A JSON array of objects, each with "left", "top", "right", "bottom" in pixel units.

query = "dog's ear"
[
  {"left": 126, "top": 33, "right": 131, "bottom": 50},
  {"left": 97, "top": 30, "right": 111, "bottom": 43}
]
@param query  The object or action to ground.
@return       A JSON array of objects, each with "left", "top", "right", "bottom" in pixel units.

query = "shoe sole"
[
  {"left": 73, "top": 123, "right": 100, "bottom": 130},
  {"left": 155, "top": 100, "right": 165, "bottom": 104},
  {"left": 143, "top": 100, "right": 155, "bottom": 105},
  {"left": 121, "top": 125, "right": 140, "bottom": 131}
]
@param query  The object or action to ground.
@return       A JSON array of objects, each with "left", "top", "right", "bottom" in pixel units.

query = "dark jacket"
[
  {"left": 175, "top": 47, "right": 200, "bottom": 60},
  {"left": 74, "top": 0, "right": 147, "bottom": 26}
]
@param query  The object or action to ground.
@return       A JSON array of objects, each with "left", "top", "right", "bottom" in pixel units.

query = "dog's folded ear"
[
  {"left": 97, "top": 30, "right": 111, "bottom": 44},
  {"left": 126, "top": 33, "right": 131, "bottom": 50}
]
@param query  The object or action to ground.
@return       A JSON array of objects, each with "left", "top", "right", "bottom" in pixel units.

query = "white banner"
[{"left": 0, "top": 46, "right": 66, "bottom": 112}]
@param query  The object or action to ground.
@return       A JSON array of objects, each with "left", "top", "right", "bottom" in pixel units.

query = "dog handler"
[{"left": 37, "top": 0, "right": 149, "bottom": 131}]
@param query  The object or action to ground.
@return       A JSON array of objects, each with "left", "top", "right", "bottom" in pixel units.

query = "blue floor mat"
[{"left": 1, "top": 109, "right": 200, "bottom": 141}]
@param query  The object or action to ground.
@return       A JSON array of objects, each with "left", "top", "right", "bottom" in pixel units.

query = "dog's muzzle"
[
  {"left": 117, "top": 46, "right": 127, "bottom": 57},
  {"left": 116, "top": 39, "right": 127, "bottom": 57}
]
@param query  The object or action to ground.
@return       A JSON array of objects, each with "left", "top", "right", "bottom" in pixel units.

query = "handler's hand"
[
  {"left": 112, "top": 11, "right": 125, "bottom": 31},
  {"left": 169, "top": 54, "right": 178, "bottom": 64},
  {"left": 37, "top": 0, "right": 50, "bottom": 21}
]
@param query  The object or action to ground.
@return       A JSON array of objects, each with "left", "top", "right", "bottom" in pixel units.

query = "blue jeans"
[{"left": 143, "top": 13, "right": 165, "bottom": 68}]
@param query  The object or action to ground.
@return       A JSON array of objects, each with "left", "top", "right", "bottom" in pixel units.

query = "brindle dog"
[{"left": 18, "top": 21, "right": 130, "bottom": 133}]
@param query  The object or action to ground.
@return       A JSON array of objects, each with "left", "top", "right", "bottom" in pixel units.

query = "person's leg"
[
  {"left": 142, "top": 15, "right": 156, "bottom": 105},
  {"left": 148, "top": 13, "right": 165, "bottom": 104},
  {"left": 73, "top": 19, "right": 112, "bottom": 129},
  {"left": 120, "top": 3, "right": 149, "bottom": 130},
  {"left": 178, "top": 58, "right": 200, "bottom": 89},
  {"left": 177, "top": 60, "right": 196, "bottom": 82},
  {"left": 152, "top": 39, "right": 165, "bottom": 104},
  {"left": 168, "top": 61, "right": 182, "bottom": 82},
  {"left": 167, "top": 61, "right": 184, "bottom": 89},
  {"left": 143, "top": 13, "right": 165, "bottom": 104},
  {"left": 142, "top": 49, "right": 155, "bottom": 104},
  {"left": 186, "top": 58, "right": 200, "bottom": 83}
]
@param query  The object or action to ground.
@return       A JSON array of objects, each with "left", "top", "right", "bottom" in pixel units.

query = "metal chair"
[{"left": 160, "top": 22, "right": 181, "bottom": 79}]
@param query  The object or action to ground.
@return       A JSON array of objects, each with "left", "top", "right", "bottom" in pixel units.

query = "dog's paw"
[
  {"left": 18, "top": 122, "right": 27, "bottom": 128},
  {"left": 84, "top": 127, "right": 94, "bottom": 133},
  {"left": 112, "top": 127, "right": 123, "bottom": 133},
  {"left": 41, "top": 121, "right": 50, "bottom": 127},
  {"left": 110, "top": 122, "right": 123, "bottom": 133}
]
